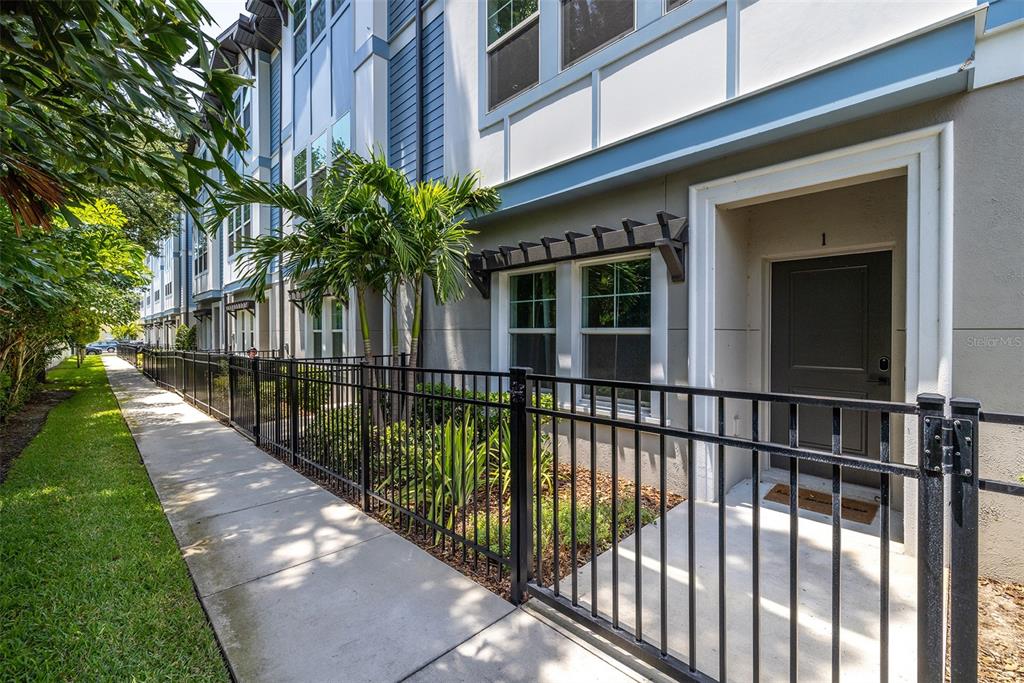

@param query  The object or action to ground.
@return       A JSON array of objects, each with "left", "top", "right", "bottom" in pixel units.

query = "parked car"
[{"left": 84, "top": 341, "right": 118, "bottom": 355}]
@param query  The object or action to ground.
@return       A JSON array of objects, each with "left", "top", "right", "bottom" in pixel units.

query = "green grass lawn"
[{"left": 0, "top": 357, "right": 228, "bottom": 681}]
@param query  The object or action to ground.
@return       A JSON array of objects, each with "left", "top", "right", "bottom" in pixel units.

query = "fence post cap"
[
  {"left": 949, "top": 397, "right": 982, "bottom": 412},
  {"left": 916, "top": 393, "right": 946, "bottom": 410}
]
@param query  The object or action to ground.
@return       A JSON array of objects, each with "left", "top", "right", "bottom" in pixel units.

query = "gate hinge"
[{"left": 922, "top": 416, "right": 974, "bottom": 475}]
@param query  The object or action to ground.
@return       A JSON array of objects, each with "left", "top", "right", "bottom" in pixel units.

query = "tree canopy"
[
  {"left": 213, "top": 149, "right": 499, "bottom": 363},
  {"left": 0, "top": 200, "right": 147, "bottom": 418},
  {"left": 0, "top": 0, "right": 246, "bottom": 232}
]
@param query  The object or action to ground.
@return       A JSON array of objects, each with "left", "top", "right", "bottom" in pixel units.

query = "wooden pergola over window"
[{"left": 468, "top": 213, "right": 687, "bottom": 298}]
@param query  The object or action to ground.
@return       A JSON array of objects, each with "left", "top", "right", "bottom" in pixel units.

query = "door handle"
[{"left": 868, "top": 376, "right": 890, "bottom": 385}]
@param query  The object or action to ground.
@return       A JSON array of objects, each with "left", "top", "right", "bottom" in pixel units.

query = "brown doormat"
[{"left": 764, "top": 483, "right": 878, "bottom": 525}]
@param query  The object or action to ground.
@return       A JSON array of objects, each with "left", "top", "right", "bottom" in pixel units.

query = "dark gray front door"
[{"left": 769, "top": 251, "right": 892, "bottom": 487}]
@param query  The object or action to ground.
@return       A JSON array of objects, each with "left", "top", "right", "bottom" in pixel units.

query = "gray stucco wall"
[{"left": 420, "top": 78, "right": 1024, "bottom": 579}]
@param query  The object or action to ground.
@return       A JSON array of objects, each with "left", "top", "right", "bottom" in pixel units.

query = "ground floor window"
[
  {"left": 509, "top": 270, "right": 556, "bottom": 375},
  {"left": 330, "top": 299, "right": 345, "bottom": 357},
  {"left": 495, "top": 253, "right": 660, "bottom": 413},
  {"left": 581, "top": 258, "right": 651, "bottom": 407},
  {"left": 311, "top": 306, "right": 323, "bottom": 358}
]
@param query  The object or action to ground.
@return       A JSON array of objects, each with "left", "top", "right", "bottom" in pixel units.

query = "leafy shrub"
[
  {"left": 173, "top": 324, "right": 196, "bottom": 350},
  {"left": 412, "top": 382, "right": 553, "bottom": 440}
]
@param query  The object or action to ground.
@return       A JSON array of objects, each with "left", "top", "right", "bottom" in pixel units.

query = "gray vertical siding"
[
  {"left": 421, "top": 13, "right": 444, "bottom": 181},
  {"left": 388, "top": 39, "right": 417, "bottom": 180}
]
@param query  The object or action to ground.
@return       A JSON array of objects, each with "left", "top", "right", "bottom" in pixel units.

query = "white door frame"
[{"left": 687, "top": 123, "right": 954, "bottom": 501}]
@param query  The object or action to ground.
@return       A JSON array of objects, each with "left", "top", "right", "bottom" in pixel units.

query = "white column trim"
[{"left": 688, "top": 122, "right": 955, "bottom": 500}]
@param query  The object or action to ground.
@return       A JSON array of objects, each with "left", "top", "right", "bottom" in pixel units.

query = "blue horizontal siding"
[
  {"left": 388, "top": 39, "right": 417, "bottom": 181},
  {"left": 421, "top": 13, "right": 443, "bottom": 181},
  {"left": 270, "top": 54, "right": 281, "bottom": 151},
  {"left": 388, "top": 0, "right": 415, "bottom": 37}
]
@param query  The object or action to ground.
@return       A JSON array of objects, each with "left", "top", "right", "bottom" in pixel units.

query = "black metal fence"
[{"left": 121, "top": 348, "right": 1023, "bottom": 683}]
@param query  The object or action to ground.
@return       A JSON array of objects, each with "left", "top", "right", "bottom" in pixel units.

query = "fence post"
[
  {"left": 252, "top": 356, "right": 262, "bottom": 447},
  {"left": 509, "top": 366, "right": 533, "bottom": 604},
  {"left": 916, "top": 392, "right": 947, "bottom": 683},
  {"left": 288, "top": 358, "right": 299, "bottom": 466},
  {"left": 949, "top": 397, "right": 980, "bottom": 683},
  {"left": 358, "top": 359, "right": 371, "bottom": 511}
]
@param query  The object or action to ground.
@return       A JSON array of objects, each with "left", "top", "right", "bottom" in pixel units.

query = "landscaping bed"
[
  {"left": 0, "top": 386, "right": 73, "bottom": 484},
  {"left": 0, "top": 357, "right": 228, "bottom": 681}
]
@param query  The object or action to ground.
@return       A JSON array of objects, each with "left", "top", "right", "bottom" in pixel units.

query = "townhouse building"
[{"left": 139, "top": 0, "right": 1023, "bottom": 582}]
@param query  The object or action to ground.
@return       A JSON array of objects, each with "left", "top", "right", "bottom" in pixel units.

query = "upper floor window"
[
  {"left": 561, "top": 0, "right": 634, "bottom": 68},
  {"left": 293, "top": 148, "right": 308, "bottom": 197},
  {"left": 310, "top": 132, "right": 330, "bottom": 197},
  {"left": 509, "top": 270, "right": 556, "bottom": 375},
  {"left": 332, "top": 112, "right": 350, "bottom": 154},
  {"left": 310, "top": 0, "right": 327, "bottom": 42},
  {"left": 666, "top": 0, "right": 691, "bottom": 11},
  {"left": 227, "top": 203, "right": 252, "bottom": 257},
  {"left": 193, "top": 236, "right": 209, "bottom": 276},
  {"left": 293, "top": 0, "right": 308, "bottom": 64},
  {"left": 487, "top": 0, "right": 539, "bottom": 110}
]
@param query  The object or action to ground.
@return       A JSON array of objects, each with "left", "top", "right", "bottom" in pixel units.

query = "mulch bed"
[
  {"left": 978, "top": 577, "right": 1024, "bottom": 681},
  {"left": 0, "top": 387, "right": 75, "bottom": 484},
  {"left": 263, "top": 445, "right": 683, "bottom": 601}
]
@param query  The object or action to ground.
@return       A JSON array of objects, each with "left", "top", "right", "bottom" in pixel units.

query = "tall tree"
[
  {"left": 214, "top": 156, "right": 401, "bottom": 358},
  {"left": 215, "top": 149, "right": 498, "bottom": 364},
  {"left": 0, "top": 0, "right": 246, "bottom": 232},
  {"left": 0, "top": 200, "right": 148, "bottom": 418}
]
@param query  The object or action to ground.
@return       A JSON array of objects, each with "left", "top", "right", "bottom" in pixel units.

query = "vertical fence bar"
[
  {"left": 288, "top": 358, "right": 299, "bottom": 466},
  {"left": 830, "top": 407, "right": 842, "bottom": 683},
  {"left": 916, "top": 393, "right": 946, "bottom": 683},
  {"left": 359, "top": 360, "right": 371, "bottom": 511},
  {"left": 949, "top": 397, "right": 980, "bottom": 683},
  {"left": 509, "top": 366, "right": 532, "bottom": 604},
  {"left": 228, "top": 358, "right": 237, "bottom": 426},
  {"left": 252, "top": 357, "right": 262, "bottom": 447}
]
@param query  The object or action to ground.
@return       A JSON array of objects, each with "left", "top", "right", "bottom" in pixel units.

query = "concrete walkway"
[{"left": 102, "top": 357, "right": 647, "bottom": 683}]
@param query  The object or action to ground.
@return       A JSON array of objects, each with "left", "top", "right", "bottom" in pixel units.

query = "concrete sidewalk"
[{"left": 102, "top": 356, "right": 646, "bottom": 683}]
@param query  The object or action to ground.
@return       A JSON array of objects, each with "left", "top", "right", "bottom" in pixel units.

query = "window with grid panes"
[
  {"left": 227, "top": 203, "right": 251, "bottom": 256},
  {"left": 581, "top": 258, "right": 650, "bottom": 408},
  {"left": 294, "top": 0, "right": 308, "bottom": 63},
  {"left": 509, "top": 270, "right": 556, "bottom": 375},
  {"left": 330, "top": 300, "right": 345, "bottom": 356}
]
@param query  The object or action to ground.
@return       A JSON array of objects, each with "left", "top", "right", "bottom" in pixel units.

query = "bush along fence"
[{"left": 116, "top": 345, "right": 1023, "bottom": 683}]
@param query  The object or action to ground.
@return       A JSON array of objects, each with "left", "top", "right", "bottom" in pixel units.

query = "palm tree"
[
  {"left": 354, "top": 156, "right": 499, "bottom": 366},
  {"left": 211, "top": 148, "right": 498, "bottom": 364},
  {"left": 211, "top": 154, "right": 399, "bottom": 358}
]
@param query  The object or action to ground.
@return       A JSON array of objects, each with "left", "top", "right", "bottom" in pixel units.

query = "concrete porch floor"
[{"left": 558, "top": 478, "right": 919, "bottom": 682}]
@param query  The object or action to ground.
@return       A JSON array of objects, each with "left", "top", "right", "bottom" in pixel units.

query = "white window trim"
[{"left": 491, "top": 250, "right": 668, "bottom": 416}]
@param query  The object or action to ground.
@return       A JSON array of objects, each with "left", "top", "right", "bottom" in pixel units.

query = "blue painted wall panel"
[
  {"left": 293, "top": 62, "right": 310, "bottom": 147},
  {"left": 332, "top": 8, "right": 353, "bottom": 117},
  {"left": 311, "top": 40, "right": 331, "bottom": 137}
]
